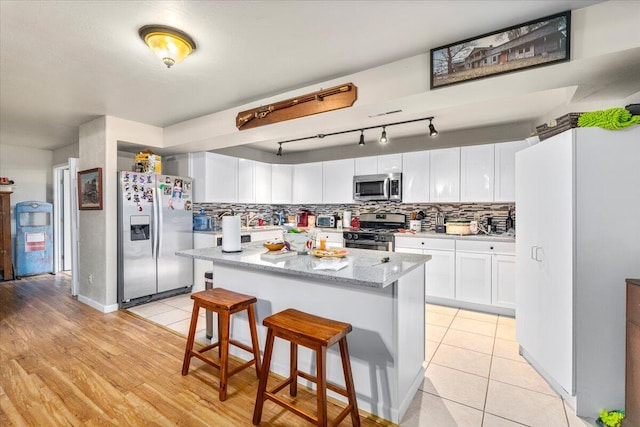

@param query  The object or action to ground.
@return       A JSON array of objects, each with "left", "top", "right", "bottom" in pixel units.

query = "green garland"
[{"left": 578, "top": 107, "right": 640, "bottom": 130}]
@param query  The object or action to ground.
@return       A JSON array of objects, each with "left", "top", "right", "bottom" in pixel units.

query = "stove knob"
[
  {"left": 353, "top": 234, "right": 359, "bottom": 240},
  {"left": 374, "top": 235, "right": 379, "bottom": 242},
  {"left": 345, "top": 233, "right": 352, "bottom": 240}
]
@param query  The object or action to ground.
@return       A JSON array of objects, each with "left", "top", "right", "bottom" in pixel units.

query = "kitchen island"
[{"left": 176, "top": 243, "right": 430, "bottom": 423}]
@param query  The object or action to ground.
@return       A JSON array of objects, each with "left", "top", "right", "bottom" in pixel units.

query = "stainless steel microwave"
[{"left": 353, "top": 173, "right": 402, "bottom": 202}]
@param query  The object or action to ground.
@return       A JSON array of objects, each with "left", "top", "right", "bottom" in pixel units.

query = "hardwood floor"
[{"left": 0, "top": 274, "right": 391, "bottom": 426}]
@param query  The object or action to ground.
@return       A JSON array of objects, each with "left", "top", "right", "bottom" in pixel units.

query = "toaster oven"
[{"left": 316, "top": 215, "right": 336, "bottom": 228}]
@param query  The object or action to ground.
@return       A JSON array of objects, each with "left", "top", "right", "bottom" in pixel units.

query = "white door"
[
  {"left": 402, "top": 151, "right": 430, "bottom": 203},
  {"left": 255, "top": 161, "right": 272, "bottom": 204},
  {"left": 237, "top": 158, "right": 255, "bottom": 203},
  {"left": 430, "top": 147, "right": 460, "bottom": 202},
  {"left": 377, "top": 154, "right": 402, "bottom": 173},
  {"left": 271, "top": 164, "right": 293, "bottom": 204},
  {"left": 494, "top": 140, "right": 528, "bottom": 201},
  {"left": 292, "top": 162, "right": 323, "bottom": 204},
  {"left": 323, "top": 159, "right": 354, "bottom": 203},
  {"left": 460, "top": 144, "right": 494, "bottom": 202},
  {"left": 491, "top": 254, "right": 515, "bottom": 309},
  {"left": 355, "top": 156, "right": 377, "bottom": 175},
  {"left": 69, "top": 157, "right": 80, "bottom": 296},
  {"left": 455, "top": 251, "right": 492, "bottom": 304},
  {"left": 425, "top": 249, "right": 455, "bottom": 299}
]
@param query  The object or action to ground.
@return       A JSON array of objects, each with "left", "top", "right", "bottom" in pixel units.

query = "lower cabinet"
[
  {"left": 455, "top": 251, "right": 492, "bottom": 305},
  {"left": 395, "top": 236, "right": 515, "bottom": 314}
]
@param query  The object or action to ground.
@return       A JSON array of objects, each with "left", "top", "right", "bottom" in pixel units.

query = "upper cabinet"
[
  {"left": 271, "top": 164, "right": 293, "bottom": 204},
  {"left": 237, "top": 158, "right": 256, "bottom": 203},
  {"left": 402, "top": 150, "right": 430, "bottom": 203},
  {"left": 293, "top": 162, "right": 323, "bottom": 204},
  {"left": 254, "top": 161, "right": 272, "bottom": 204},
  {"left": 355, "top": 154, "right": 402, "bottom": 175},
  {"left": 430, "top": 147, "right": 460, "bottom": 202},
  {"left": 323, "top": 159, "right": 354, "bottom": 204},
  {"left": 460, "top": 144, "right": 495, "bottom": 202},
  {"left": 190, "top": 152, "right": 238, "bottom": 203},
  {"left": 377, "top": 154, "right": 402, "bottom": 173},
  {"left": 494, "top": 140, "right": 529, "bottom": 202}
]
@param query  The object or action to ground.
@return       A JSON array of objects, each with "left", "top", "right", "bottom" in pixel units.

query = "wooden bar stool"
[
  {"left": 252, "top": 308, "right": 360, "bottom": 427},
  {"left": 182, "top": 288, "right": 261, "bottom": 401}
]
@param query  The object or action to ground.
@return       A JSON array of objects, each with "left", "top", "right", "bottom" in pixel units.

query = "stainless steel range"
[{"left": 343, "top": 212, "right": 406, "bottom": 251}]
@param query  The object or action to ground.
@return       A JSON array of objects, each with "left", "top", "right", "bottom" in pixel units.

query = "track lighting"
[
  {"left": 428, "top": 118, "right": 438, "bottom": 137},
  {"left": 379, "top": 126, "right": 388, "bottom": 144},
  {"left": 273, "top": 116, "right": 436, "bottom": 155}
]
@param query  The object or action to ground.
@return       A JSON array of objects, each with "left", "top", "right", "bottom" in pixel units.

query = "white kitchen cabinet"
[
  {"left": 429, "top": 147, "right": 460, "bottom": 202},
  {"left": 315, "top": 230, "right": 344, "bottom": 248},
  {"left": 189, "top": 152, "right": 238, "bottom": 203},
  {"left": 395, "top": 236, "right": 455, "bottom": 300},
  {"left": 254, "top": 161, "right": 272, "bottom": 203},
  {"left": 271, "top": 164, "right": 293, "bottom": 204},
  {"left": 455, "top": 251, "right": 492, "bottom": 305},
  {"left": 492, "top": 254, "right": 516, "bottom": 309},
  {"left": 460, "top": 144, "right": 494, "bottom": 202},
  {"left": 238, "top": 158, "right": 255, "bottom": 203},
  {"left": 323, "top": 159, "right": 354, "bottom": 204},
  {"left": 292, "top": 162, "right": 323, "bottom": 204},
  {"left": 377, "top": 153, "right": 402, "bottom": 173},
  {"left": 251, "top": 228, "right": 283, "bottom": 242},
  {"left": 402, "top": 150, "right": 430, "bottom": 203},
  {"left": 355, "top": 154, "right": 402, "bottom": 175},
  {"left": 494, "top": 140, "right": 529, "bottom": 202},
  {"left": 516, "top": 127, "right": 640, "bottom": 418},
  {"left": 355, "top": 156, "right": 378, "bottom": 175}
]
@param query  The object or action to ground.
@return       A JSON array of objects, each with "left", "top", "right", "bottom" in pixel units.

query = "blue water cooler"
[{"left": 15, "top": 201, "right": 54, "bottom": 278}]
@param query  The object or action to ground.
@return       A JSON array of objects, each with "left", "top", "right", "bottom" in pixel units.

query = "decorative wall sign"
[
  {"left": 78, "top": 168, "right": 103, "bottom": 210},
  {"left": 431, "top": 11, "right": 570, "bottom": 89},
  {"left": 235, "top": 83, "right": 357, "bottom": 130}
]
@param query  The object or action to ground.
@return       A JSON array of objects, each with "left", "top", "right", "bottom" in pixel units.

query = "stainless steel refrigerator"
[{"left": 117, "top": 171, "right": 193, "bottom": 308}]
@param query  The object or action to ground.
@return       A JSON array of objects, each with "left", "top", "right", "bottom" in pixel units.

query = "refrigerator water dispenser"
[{"left": 130, "top": 215, "right": 150, "bottom": 241}]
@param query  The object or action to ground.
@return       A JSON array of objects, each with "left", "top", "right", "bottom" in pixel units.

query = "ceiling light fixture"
[
  {"left": 428, "top": 118, "right": 439, "bottom": 137},
  {"left": 273, "top": 116, "right": 436, "bottom": 155},
  {"left": 379, "top": 126, "right": 388, "bottom": 144},
  {"left": 139, "top": 24, "right": 196, "bottom": 68}
]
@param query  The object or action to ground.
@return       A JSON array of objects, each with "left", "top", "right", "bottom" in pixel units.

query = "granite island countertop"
[{"left": 176, "top": 242, "right": 430, "bottom": 289}]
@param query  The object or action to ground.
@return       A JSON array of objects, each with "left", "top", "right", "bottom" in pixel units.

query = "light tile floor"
[{"left": 128, "top": 296, "right": 598, "bottom": 427}]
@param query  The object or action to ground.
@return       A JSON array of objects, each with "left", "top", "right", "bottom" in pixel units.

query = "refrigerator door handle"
[
  {"left": 151, "top": 184, "right": 158, "bottom": 259},
  {"left": 157, "top": 186, "right": 163, "bottom": 256}
]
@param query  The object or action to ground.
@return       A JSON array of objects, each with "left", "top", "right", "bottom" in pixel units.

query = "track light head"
[
  {"left": 428, "top": 118, "right": 438, "bottom": 137},
  {"left": 379, "top": 126, "right": 388, "bottom": 144},
  {"left": 276, "top": 143, "right": 283, "bottom": 156},
  {"left": 358, "top": 130, "right": 365, "bottom": 146}
]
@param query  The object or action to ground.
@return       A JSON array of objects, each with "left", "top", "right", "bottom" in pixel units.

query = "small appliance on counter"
[
  {"left": 435, "top": 212, "right": 446, "bottom": 233},
  {"left": 445, "top": 219, "right": 471, "bottom": 235},
  {"left": 193, "top": 209, "right": 212, "bottom": 231},
  {"left": 316, "top": 215, "right": 337, "bottom": 228},
  {"left": 296, "top": 210, "right": 310, "bottom": 227}
]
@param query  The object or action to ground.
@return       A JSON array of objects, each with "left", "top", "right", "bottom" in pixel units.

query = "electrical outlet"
[{"left": 88, "top": 274, "right": 93, "bottom": 284}]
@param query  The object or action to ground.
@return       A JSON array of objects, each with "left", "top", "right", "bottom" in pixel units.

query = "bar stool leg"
[
  {"left": 316, "top": 345, "right": 328, "bottom": 427},
  {"left": 289, "top": 342, "right": 298, "bottom": 397},
  {"left": 340, "top": 338, "right": 361, "bottom": 427},
  {"left": 247, "top": 304, "right": 262, "bottom": 377},
  {"left": 217, "top": 312, "right": 223, "bottom": 358},
  {"left": 218, "top": 312, "right": 230, "bottom": 401},
  {"left": 253, "top": 328, "right": 275, "bottom": 425},
  {"left": 182, "top": 301, "right": 201, "bottom": 375}
]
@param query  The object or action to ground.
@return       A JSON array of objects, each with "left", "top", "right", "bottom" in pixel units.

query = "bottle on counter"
[
  {"left": 486, "top": 217, "right": 493, "bottom": 234},
  {"left": 506, "top": 210, "right": 514, "bottom": 232}
]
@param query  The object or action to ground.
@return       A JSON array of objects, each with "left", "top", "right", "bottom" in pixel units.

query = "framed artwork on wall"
[
  {"left": 431, "top": 11, "right": 571, "bottom": 89},
  {"left": 78, "top": 167, "right": 103, "bottom": 210}
]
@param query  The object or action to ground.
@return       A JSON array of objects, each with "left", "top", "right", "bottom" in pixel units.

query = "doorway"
[{"left": 53, "top": 158, "right": 79, "bottom": 295}]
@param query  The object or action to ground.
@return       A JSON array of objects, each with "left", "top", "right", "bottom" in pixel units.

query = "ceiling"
[{"left": 1, "top": 0, "right": 637, "bottom": 158}]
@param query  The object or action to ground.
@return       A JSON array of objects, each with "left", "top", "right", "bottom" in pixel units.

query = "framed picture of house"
[
  {"left": 78, "top": 168, "right": 103, "bottom": 210},
  {"left": 430, "top": 11, "right": 571, "bottom": 89}
]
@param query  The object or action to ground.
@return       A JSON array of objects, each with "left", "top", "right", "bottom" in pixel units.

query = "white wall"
[
  {"left": 0, "top": 143, "right": 53, "bottom": 262},
  {"left": 52, "top": 142, "right": 79, "bottom": 166},
  {"left": 77, "top": 116, "right": 162, "bottom": 312}
]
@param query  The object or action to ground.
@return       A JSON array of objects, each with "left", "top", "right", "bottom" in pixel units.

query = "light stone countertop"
[
  {"left": 394, "top": 231, "right": 515, "bottom": 243},
  {"left": 176, "top": 242, "right": 430, "bottom": 289}
]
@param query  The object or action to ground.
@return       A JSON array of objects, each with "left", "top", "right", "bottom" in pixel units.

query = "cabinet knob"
[
  {"left": 421, "top": 242, "right": 424, "bottom": 245},
  {"left": 490, "top": 246, "right": 494, "bottom": 250}
]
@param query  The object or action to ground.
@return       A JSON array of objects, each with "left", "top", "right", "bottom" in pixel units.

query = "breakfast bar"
[{"left": 176, "top": 243, "right": 430, "bottom": 423}]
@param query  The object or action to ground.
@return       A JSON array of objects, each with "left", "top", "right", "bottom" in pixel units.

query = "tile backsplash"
[{"left": 193, "top": 201, "right": 516, "bottom": 234}]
